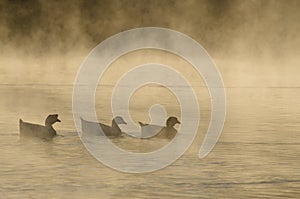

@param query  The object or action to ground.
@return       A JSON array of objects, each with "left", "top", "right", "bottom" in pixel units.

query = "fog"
[{"left": 0, "top": 0, "right": 299, "bottom": 87}]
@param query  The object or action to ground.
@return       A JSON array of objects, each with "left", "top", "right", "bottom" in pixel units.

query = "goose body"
[
  {"left": 81, "top": 116, "right": 127, "bottom": 137},
  {"left": 139, "top": 116, "right": 181, "bottom": 139},
  {"left": 19, "top": 114, "right": 61, "bottom": 139}
]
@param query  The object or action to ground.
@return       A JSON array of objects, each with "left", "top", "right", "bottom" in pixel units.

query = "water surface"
[{"left": 0, "top": 85, "right": 299, "bottom": 198}]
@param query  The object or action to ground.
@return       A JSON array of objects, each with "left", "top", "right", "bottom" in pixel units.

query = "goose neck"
[
  {"left": 112, "top": 120, "right": 121, "bottom": 133},
  {"left": 46, "top": 124, "right": 57, "bottom": 135}
]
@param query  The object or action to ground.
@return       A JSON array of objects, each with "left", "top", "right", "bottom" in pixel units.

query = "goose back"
[
  {"left": 81, "top": 117, "right": 124, "bottom": 137},
  {"left": 19, "top": 120, "right": 56, "bottom": 139}
]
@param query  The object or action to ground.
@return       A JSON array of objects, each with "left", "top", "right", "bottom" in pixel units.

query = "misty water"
[{"left": 0, "top": 85, "right": 299, "bottom": 198}]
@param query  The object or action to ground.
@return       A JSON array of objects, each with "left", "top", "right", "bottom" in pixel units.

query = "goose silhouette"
[
  {"left": 19, "top": 114, "right": 61, "bottom": 139},
  {"left": 80, "top": 116, "right": 127, "bottom": 137},
  {"left": 138, "top": 116, "right": 181, "bottom": 139}
]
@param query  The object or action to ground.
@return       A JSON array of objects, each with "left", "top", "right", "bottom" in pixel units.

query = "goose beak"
[
  {"left": 177, "top": 120, "right": 181, "bottom": 124},
  {"left": 57, "top": 118, "right": 61, "bottom": 122}
]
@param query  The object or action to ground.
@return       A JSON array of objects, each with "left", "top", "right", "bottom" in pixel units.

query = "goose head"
[
  {"left": 113, "top": 116, "right": 127, "bottom": 125},
  {"left": 45, "top": 114, "right": 61, "bottom": 126},
  {"left": 166, "top": 116, "right": 181, "bottom": 127}
]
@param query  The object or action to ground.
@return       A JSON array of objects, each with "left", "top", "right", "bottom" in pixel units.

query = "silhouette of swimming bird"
[
  {"left": 138, "top": 116, "right": 181, "bottom": 139},
  {"left": 19, "top": 114, "right": 61, "bottom": 139},
  {"left": 81, "top": 116, "right": 127, "bottom": 137}
]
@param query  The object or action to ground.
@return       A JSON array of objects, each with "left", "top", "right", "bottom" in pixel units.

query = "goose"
[
  {"left": 138, "top": 116, "right": 181, "bottom": 139},
  {"left": 19, "top": 114, "right": 61, "bottom": 139},
  {"left": 80, "top": 116, "right": 127, "bottom": 137}
]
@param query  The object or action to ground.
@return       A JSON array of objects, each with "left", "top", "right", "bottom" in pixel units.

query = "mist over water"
[
  {"left": 0, "top": 86, "right": 300, "bottom": 198},
  {"left": 0, "top": 0, "right": 299, "bottom": 198}
]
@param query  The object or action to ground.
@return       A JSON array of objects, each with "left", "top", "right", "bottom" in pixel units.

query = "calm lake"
[{"left": 0, "top": 85, "right": 299, "bottom": 198}]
